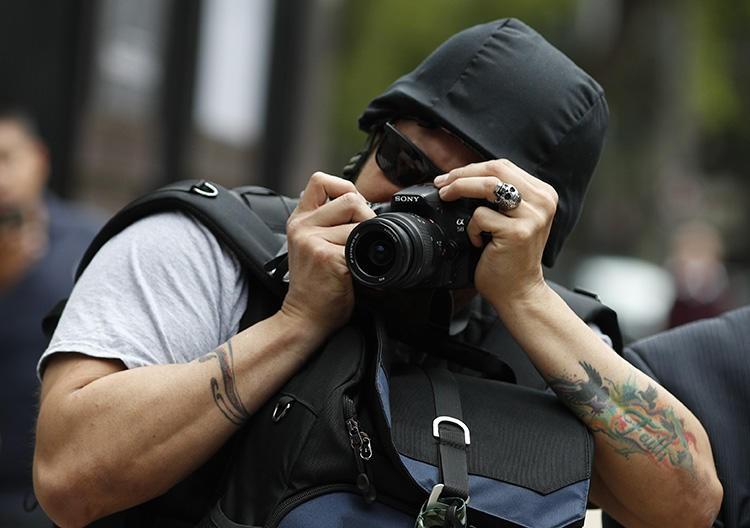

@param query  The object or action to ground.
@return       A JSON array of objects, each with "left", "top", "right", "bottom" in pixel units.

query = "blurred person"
[
  {"left": 33, "top": 19, "right": 722, "bottom": 527},
  {"left": 0, "top": 104, "right": 102, "bottom": 526},
  {"left": 603, "top": 304, "right": 750, "bottom": 527},
  {"left": 667, "top": 221, "right": 733, "bottom": 327}
]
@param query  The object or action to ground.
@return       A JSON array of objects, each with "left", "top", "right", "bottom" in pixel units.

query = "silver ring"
[{"left": 493, "top": 181, "right": 522, "bottom": 211}]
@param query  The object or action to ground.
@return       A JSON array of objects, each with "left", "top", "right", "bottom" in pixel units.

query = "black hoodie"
[{"left": 359, "top": 18, "right": 608, "bottom": 267}]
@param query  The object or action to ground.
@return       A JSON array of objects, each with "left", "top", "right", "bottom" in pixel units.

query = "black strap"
[
  {"left": 41, "top": 298, "right": 69, "bottom": 340},
  {"left": 75, "top": 180, "right": 286, "bottom": 296},
  {"left": 427, "top": 338, "right": 515, "bottom": 384},
  {"left": 43, "top": 180, "right": 293, "bottom": 340},
  {"left": 426, "top": 368, "right": 470, "bottom": 500},
  {"left": 550, "top": 282, "right": 623, "bottom": 353}
]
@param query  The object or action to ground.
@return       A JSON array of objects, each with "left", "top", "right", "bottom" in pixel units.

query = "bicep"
[{"left": 41, "top": 212, "right": 247, "bottom": 373}]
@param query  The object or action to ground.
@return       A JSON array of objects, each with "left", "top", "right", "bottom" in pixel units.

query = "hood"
[{"left": 359, "top": 18, "right": 608, "bottom": 267}]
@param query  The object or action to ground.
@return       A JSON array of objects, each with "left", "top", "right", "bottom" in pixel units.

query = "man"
[
  {"left": 603, "top": 305, "right": 749, "bottom": 527},
  {"left": 0, "top": 105, "right": 101, "bottom": 526},
  {"left": 34, "top": 19, "right": 722, "bottom": 527}
]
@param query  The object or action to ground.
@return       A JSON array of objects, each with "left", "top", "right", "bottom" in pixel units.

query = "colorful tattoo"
[
  {"left": 197, "top": 340, "right": 249, "bottom": 426},
  {"left": 549, "top": 362, "right": 697, "bottom": 473}
]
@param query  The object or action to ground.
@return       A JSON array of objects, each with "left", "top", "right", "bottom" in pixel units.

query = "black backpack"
[{"left": 46, "top": 180, "right": 622, "bottom": 528}]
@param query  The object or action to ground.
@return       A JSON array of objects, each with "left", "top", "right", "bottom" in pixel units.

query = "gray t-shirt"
[{"left": 39, "top": 211, "right": 249, "bottom": 376}]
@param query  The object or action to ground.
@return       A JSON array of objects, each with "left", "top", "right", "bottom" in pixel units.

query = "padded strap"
[
  {"left": 44, "top": 180, "right": 292, "bottom": 340},
  {"left": 75, "top": 180, "right": 286, "bottom": 296},
  {"left": 428, "top": 338, "right": 515, "bottom": 384},
  {"left": 426, "top": 368, "right": 470, "bottom": 500},
  {"left": 550, "top": 281, "right": 623, "bottom": 353}
]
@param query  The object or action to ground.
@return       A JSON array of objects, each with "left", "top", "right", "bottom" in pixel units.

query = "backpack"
[{"left": 45, "top": 180, "right": 622, "bottom": 528}]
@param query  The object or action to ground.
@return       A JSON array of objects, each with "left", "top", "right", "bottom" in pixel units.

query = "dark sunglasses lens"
[{"left": 376, "top": 127, "right": 437, "bottom": 186}]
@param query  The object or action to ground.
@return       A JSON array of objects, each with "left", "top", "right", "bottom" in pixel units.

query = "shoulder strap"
[
  {"left": 75, "top": 180, "right": 287, "bottom": 294},
  {"left": 426, "top": 368, "right": 470, "bottom": 502},
  {"left": 476, "top": 282, "right": 623, "bottom": 391},
  {"left": 43, "top": 180, "right": 293, "bottom": 339},
  {"left": 549, "top": 282, "right": 623, "bottom": 353}
]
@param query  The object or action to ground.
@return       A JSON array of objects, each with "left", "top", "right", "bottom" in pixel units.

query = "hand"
[
  {"left": 434, "top": 159, "right": 558, "bottom": 309},
  {"left": 281, "top": 172, "right": 376, "bottom": 337}
]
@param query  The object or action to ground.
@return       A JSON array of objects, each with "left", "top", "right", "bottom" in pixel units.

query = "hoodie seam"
[
  {"left": 432, "top": 19, "right": 512, "bottom": 109},
  {"left": 531, "top": 91, "right": 606, "bottom": 175}
]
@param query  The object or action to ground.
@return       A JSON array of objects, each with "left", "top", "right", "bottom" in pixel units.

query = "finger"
[
  {"left": 435, "top": 159, "right": 536, "bottom": 196},
  {"left": 466, "top": 206, "right": 514, "bottom": 247},
  {"left": 304, "top": 192, "right": 376, "bottom": 227},
  {"left": 439, "top": 176, "right": 526, "bottom": 218},
  {"left": 298, "top": 172, "right": 358, "bottom": 211},
  {"left": 316, "top": 223, "right": 359, "bottom": 245}
]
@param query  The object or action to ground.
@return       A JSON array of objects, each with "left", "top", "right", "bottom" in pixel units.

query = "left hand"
[{"left": 433, "top": 159, "right": 558, "bottom": 309}]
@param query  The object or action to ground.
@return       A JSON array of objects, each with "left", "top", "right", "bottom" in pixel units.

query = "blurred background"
[
  {"left": 3, "top": 0, "right": 748, "bottom": 341},
  {"left": 1, "top": 1, "right": 748, "bottom": 525}
]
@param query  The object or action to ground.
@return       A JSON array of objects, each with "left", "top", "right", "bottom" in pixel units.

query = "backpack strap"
[
  {"left": 549, "top": 282, "right": 623, "bottom": 353},
  {"left": 43, "top": 180, "right": 292, "bottom": 339},
  {"left": 75, "top": 180, "right": 286, "bottom": 292},
  {"left": 477, "top": 282, "right": 623, "bottom": 391},
  {"left": 426, "top": 368, "right": 470, "bottom": 502}
]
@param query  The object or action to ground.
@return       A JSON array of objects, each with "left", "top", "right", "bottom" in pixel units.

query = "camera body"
[{"left": 345, "top": 184, "right": 485, "bottom": 289}]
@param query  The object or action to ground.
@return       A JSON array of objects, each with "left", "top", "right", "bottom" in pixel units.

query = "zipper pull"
[
  {"left": 359, "top": 431, "right": 373, "bottom": 461},
  {"left": 345, "top": 414, "right": 377, "bottom": 503}
]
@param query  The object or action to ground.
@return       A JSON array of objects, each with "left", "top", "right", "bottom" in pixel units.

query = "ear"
[{"left": 342, "top": 133, "right": 378, "bottom": 181}]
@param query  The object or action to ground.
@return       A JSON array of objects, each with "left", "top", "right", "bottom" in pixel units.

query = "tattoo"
[
  {"left": 549, "top": 362, "right": 697, "bottom": 474},
  {"left": 197, "top": 340, "right": 250, "bottom": 426}
]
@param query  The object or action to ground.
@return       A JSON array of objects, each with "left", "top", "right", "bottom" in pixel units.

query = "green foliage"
[{"left": 687, "top": 0, "right": 741, "bottom": 133}]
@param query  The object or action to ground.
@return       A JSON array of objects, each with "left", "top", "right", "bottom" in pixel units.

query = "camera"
[{"left": 345, "top": 184, "right": 486, "bottom": 289}]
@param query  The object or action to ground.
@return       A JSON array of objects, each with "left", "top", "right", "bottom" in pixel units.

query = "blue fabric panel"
[
  {"left": 278, "top": 492, "right": 414, "bottom": 528},
  {"left": 400, "top": 455, "right": 589, "bottom": 528},
  {"left": 376, "top": 363, "right": 392, "bottom": 427}
]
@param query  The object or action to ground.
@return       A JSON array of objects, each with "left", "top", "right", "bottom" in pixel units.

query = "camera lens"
[
  {"left": 368, "top": 240, "right": 394, "bottom": 268},
  {"left": 346, "top": 212, "right": 447, "bottom": 289},
  {"left": 356, "top": 232, "right": 396, "bottom": 276}
]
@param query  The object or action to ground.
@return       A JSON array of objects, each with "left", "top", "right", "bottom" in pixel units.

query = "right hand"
[{"left": 281, "top": 172, "right": 376, "bottom": 337}]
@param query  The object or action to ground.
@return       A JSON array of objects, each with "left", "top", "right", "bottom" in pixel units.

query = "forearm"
[
  {"left": 34, "top": 309, "right": 324, "bottom": 527},
  {"left": 492, "top": 283, "right": 722, "bottom": 527}
]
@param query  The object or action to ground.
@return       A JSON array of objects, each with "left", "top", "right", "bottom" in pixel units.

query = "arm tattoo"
[
  {"left": 197, "top": 339, "right": 250, "bottom": 426},
  {"left": 549, "top": 362, "right": 697, "bottom": 474}
]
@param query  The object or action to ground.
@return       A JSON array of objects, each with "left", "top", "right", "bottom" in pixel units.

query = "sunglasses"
[{"left": 375, "top": 122, "right": 444, "bottom": 187}]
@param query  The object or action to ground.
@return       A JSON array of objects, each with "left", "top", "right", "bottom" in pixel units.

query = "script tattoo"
[
  {"left": 197, "top": 340, "right": 249, "bottom": 426},
  {"left": 548, "top": 362, "right": 697, "bottom": 474}
]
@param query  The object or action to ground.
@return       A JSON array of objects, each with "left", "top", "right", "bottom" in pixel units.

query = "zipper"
[
  {"left": 371, "top": 318, "right": 435, "bottom": 503},
  {"left": 343, "top": 394, "right": 377, "bottom": 503}
]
